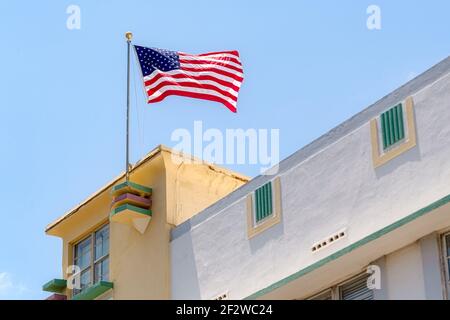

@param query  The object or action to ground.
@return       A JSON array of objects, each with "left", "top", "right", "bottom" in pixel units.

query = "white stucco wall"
[
  {"left": 171, "top": 60, "right": 450, "bottom": 300},
  {"left": 384, "top": 243, "right": 426, "bottom": 300}
]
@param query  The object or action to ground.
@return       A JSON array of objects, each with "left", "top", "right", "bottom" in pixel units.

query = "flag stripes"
[{"left": 135, "top": 46, "right": 244, "bottom": 113}]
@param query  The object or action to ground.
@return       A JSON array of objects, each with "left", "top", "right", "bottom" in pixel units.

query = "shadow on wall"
[
  {"left": 171, "top": 224, "right": 202, "bottom": 299},
  {"left": 374, "top": 143, "right": 422, "bottom": 179},
  {"left": 248, "top": 216, "right": 285, "bottom": 253}
]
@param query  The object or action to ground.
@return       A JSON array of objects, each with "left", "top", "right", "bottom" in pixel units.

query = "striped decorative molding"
[{"left": 110, "top": 181, "right": 152, "bottom": 234}]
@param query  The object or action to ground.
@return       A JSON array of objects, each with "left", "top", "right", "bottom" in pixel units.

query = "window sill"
[
  {"left": 72, "top": 281, "right": 114, "bottom": 300},
  {"left": 42, "top": 278, "right": 67, "bottom": 294}
]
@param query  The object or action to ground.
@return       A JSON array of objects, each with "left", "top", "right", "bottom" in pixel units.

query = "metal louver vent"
[{"left": 339, "top": 274, "right": 374, "bottom": 300}]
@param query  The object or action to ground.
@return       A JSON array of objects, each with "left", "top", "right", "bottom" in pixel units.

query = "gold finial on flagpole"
[{"left": 125, "top": 31, "right": 133, "bottom": 41}]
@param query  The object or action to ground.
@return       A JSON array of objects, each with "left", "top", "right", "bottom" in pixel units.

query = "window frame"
[
  {"left": 337, "top": 272, "right": 374, "bottom": 300},
  {"left": 72, "top": 223, "right": 110, "bottom": 296},
  {"left": 307, "top": 289, "right": 333, "bottom": 300},
  {"left": 307, "top": 272, "right": 373, "bottom": 300},
  {"left": 441, "top": 232, "right": 450, "bottom": 299},
  {"left": 370, "top": 96, "right": 417, "bottom": 168},
  {"left": 72, "top": 234, "right": 93, "bottom": 296},
  {"left": 73, "top": 235, "right": 92, "bottom": 274},
  {"left": 246, "top": 177, "right": 282, "bottom": 239},
  {"left": 93, "top": 224, "right": 110, "bottom": 283}
]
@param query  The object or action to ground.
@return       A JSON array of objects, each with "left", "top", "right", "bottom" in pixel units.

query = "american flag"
[{"left": 134, "top": 45, "right": 244, "bottom": 113}]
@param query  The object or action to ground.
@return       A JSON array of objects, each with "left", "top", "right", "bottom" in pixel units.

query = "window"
[
  {"left": 308, "top": 273, "right": 373, "bottom": 300},
  {"left": 94, "top": 224, "right": 110, "bottom": 282},
  {"left": 254, "top": 182, "right": 273, "bottom": 223},
  {"left": 381, "top": 103, "right": 405, "bottom": 150},
  {"left": 370, "top": 96, "right": 417, "bottom": 168},
  {"left": 73, "top": 237, "right": 91, "bottom": 295},
  {"left": 442, "top": 233, "right": 450, "bottom": 298},
  {"left": 73, "top": 224, "right": 109, "bottom": 296},
  {"left": 246, "top": 178, "right": 282, "bottom": 239},
  {"left": 339, "top": 273, "right": 374, "bottom": 300}
]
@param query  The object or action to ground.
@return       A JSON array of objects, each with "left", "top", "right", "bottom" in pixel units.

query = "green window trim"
[
  {"left": 42, "top": 279, "right": 67, "bottom": 293},
  {"left": 71, "top": 281, "right": 113, "bottom": 300},
  {"left": 255, "top": 182, "right": 273, "bottom": 223},
  {"left": 381, "top": 103, "right": 405, "bottom": 150}
]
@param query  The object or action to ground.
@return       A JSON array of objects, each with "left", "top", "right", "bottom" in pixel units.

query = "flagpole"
[{"left": 125, "top": 31, "right": 133, "bottom": 182}]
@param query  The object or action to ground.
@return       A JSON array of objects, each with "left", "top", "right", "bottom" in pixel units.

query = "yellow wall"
[
  {"left": 163, "top": 150, "right": 248, "bottom": 226},
  {"left": 45, "top": 146, "right": 248, "bottom": 299},
  {"left": 110, "top": 152, "right": 168, "bottom": 299},
  {"left": 50, "top": 187, "right": 110, "bottom": 298}
]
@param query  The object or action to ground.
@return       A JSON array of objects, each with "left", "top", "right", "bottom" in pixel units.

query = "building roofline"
[
  {"left": 45, "top": 144, "right": 249, "bottom": 234},
  {"left": 245, "top": 192, "right": 450, "bottom": 299},
  {"left": 171, "top": 55, "right": 450, "bottom": 242},
  {"left": 45, "top": 145, "right": 164, "bottom": 233}
]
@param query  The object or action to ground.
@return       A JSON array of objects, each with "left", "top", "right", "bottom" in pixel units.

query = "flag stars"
[{"left": 134, "top": 45, "right": 180, "bottom": 76}]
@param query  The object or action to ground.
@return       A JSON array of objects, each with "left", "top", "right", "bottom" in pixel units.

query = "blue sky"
[{"left": 0, "top": 1, "right": 449, "bottom": 299}]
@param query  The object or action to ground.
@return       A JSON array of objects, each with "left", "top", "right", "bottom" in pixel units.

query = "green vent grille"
[
  {"left": 381, "top": 103, "right": 405, "bottom": 150},
  {"left": 255, "top": 182, "right": 273, "bottom": 222}
]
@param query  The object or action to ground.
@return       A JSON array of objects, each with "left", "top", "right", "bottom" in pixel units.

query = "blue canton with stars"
[{"left": 134, "top": 45, "right": 180, "bottom": 77}]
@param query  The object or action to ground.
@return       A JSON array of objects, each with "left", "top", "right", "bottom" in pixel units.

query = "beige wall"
[
  {"left": 112, "top": 150, "right": 247, "bottom": 299},
  {"left": 163, "top": 150, "right": 248, "bottom": 226},
  {"left": 110, "top": 152, "right": 168, "bottom": 299}
]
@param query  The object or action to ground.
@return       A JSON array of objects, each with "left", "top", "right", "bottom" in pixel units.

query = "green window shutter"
[
  {"left": 255, "top": 182, "right": 273, "bottom": 222},
  {"left": 381, "top": 103, "right": 405, "bottom": 150}
]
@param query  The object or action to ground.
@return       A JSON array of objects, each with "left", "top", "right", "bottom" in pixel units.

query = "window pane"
[
  {"left": 73, "top": 268, "right": 91, "bottom": 295},
  {"left": 447, "top": 258, "right": 450, "bottom": 281},
  {"left": 80, "top": 268, "right": 91, "bottom": 289},
  {"left": 95, "top": 225, "right": 109, "bottom": 260},
  {"left": 446, "top": 234, "right": 450, "bottom": 258},
  {"left": 74, "top": 237, "right": 91, "bottom": 270},
  {"left": 94, "top": 257, "right": 109, "bottom": 283}
]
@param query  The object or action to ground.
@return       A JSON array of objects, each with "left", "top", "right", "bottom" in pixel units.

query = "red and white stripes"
[{"left": 144, "top": 50, "right": 243, "bottom": 113}]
